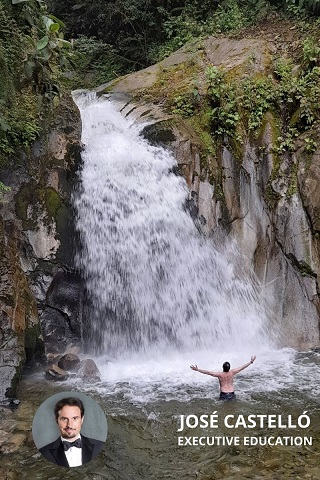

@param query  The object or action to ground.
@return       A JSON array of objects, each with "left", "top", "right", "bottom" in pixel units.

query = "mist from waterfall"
[{"left": 73, "top": 92, "right": 271, "bottom": 358}]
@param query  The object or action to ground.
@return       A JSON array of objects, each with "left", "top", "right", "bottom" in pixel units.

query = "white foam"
[{"left": 77, "top": 347, "right": 320, "bottom": 408}]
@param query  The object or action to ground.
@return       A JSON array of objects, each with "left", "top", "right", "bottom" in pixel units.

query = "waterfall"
[{"left": 73, "top": 92, "right": 271, "bottom": 357}]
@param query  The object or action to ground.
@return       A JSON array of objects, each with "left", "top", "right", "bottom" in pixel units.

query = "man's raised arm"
[
  {"left": 190, "top": 364, "right": 221, "bottom": 377},
  {"left": 231, "top": 356, "right": 256, "bottom": 375}
]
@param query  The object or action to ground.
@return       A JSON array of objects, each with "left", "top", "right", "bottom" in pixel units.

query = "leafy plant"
[
  {"left": 19, "top": 5, "right": 71, "bottom": 98},
  {"left": 206, "top": 66, "right": 226, "bottom": 102},
  {"left": 209, "top": 0, "right": 250, "bottom": 33},
  {"left": 284, "top": 0, "right": 320, "bottom": 14},
  {"left": 0, "top": 1, "right": 70, "bottom": 163},
  {"left": 275, "top": 127, "right": 299, "bottom": 153},
  {"left": 205, "top": 66, "right": 240, "bottom": 137},
  {"left": 68, "top": 35, "right": 123, "bottom": 87},
  {"left": 0, "top": 181, "right": 11, "bottom": 201},
  {"left": 241, "top": 76, "right": 275, "bottom": 131},
  {"left": 284, "top": 0, "right": 307, "bottom": 15},
  {"left": 172, "top": 87, "right": 201, "bottom": 117},
  {"left": 303, "top": 37, "right": 320, "bottom": 67},
  {"left": 304, "top": 136, "right": 318, "bottom": 152}
]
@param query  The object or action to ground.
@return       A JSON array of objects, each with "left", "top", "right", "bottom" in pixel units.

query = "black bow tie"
[{"left": 62, "top": 438, "right": 82, "bottom": 450}]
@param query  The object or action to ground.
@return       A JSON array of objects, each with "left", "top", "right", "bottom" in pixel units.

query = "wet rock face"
[
  {"left": 0, "top": 94, "right": 83, "bottom": 401},
  {"left": 0, "top": 220, "right": 43, "bottom": 400},
  {"left": 40, "top": 271, "right": 84, "bottom": 353},
  {"left": 218, "top": 140, "right": 320, "bottom": 348},
  {"left": 105, "top": 35, "right": 320, "bottom": 348},
  {"left": 78, "top": 359, "right": 101, "bottom": 383},
  {"left": 298, "top": 150, "right": 320, "bottom": 232},
  {"left": 0, "top": 317, "right": 21, "bottom": 401}
]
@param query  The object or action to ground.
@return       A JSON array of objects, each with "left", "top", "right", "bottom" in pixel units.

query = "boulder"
[
  {"left": 78, "top": 359, "right": 101, "bottom": 383},
  {"left": 45, "top": 364, "right": 69, "bottom": 381},
  {"left": 0, "top": 419, "right": 17, "bottom": 434},
  {"left": 0, "top": 433, "right": 26, "bottom": 454},
  {"left": 58, "top": 353, "right": 80, "bottom": 371},
  {"left": 46, "top": 353, "right": 63, "bottom": 366}
]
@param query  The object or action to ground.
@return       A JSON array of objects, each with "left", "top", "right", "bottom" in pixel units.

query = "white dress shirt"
[{"left": 61, "top": 435, "right": 82, "bottom": 467}]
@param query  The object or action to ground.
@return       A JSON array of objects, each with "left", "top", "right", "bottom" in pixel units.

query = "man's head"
[
  {"left": 54, "top": 397, "right": 85, "bottom": 440},
  {"left": 223, "top": 361, "right": 230, "bottom": 372}
]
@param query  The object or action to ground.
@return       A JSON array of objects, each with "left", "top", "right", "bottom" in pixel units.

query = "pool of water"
[{"left": 1, "top": 348, "right": 320, "bottom": 480}]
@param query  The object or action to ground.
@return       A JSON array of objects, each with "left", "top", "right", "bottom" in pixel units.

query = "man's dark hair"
[
  {"left": 223, "top": 362, "right": 230, "bottom": 372},
  {"left": 54, "top": 397, "right": 85, "bottom": 420}
]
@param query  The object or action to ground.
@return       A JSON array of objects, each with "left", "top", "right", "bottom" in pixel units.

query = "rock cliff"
[
  {"left": 0, "top": 95, "right": 83, "bottom": 401},
  {"left": 98, "top": 24, "right": 320, "bottom": 349}
]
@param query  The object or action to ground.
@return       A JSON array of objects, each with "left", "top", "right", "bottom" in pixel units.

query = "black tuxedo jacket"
[{"left": 39, "top": 434, "right": 105, "bottom": 467}]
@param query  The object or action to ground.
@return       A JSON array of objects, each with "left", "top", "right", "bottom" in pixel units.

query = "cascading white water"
[{"left": 73, "top": 92, "right": 271, "bottom": 357}]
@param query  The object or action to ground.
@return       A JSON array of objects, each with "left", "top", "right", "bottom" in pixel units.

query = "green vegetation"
[
  {"left": 203, "top": 53, "right": 320, "bottom": 148},
  {"left": 14, "top": 180, "right": 64, "bottom": 228},
  {"left": 153, "top": 37, "right": 320, "bottom": 167},
  {"left": 0, "top": 180, "right": 10, "bottom": 199},
  {"left": 0, "top": 0, "right": 70, "bottom": 165},
  {"left": 1, "top": 0, "right": 320, "bottom": 173},
  {"left": 44, "top": 0, "right": 320, "bottom": 193},
  {"left": 172, "top": 88, "right": 201, "bottom": 117},
  {"left": 46, "top": 0, "right": 320, "bottom": 85}
]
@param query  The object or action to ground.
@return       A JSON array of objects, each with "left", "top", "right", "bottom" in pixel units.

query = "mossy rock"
[
  {"left": 24, "top": 324, "right": 43, "bottom": 362},
  {"left": 43, "top": 187, "right": 62, "bottom": 221},
  {"left": 15, "top": 179, "right": 74, "bottom": 263},
  {"left": 264, "top": 183, "right": 282, "bottom": 209},
  {"left": 5, "top": 359, "right": 24, "bottom": 399},
  {"left": 14, "top": 180, "right": 39, "bottom": 230},
  {"left": 15, "top": 182, "right": 66, "bottom": 231}
]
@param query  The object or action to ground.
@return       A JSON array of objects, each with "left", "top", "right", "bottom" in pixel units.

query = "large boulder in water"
[
  {"left": 78, "top": 359, "right": 101, "bottom": 383},
  {"left": 58, "top": 353, "right": 80, "bottom": 371},
  {"left": 45, "top": 364, "right": 69, "bottom": 381}
]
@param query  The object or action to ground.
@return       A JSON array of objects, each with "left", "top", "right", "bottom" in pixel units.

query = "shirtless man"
[{"left": 190, "top": 356, "right": 256, "bottom": 400}]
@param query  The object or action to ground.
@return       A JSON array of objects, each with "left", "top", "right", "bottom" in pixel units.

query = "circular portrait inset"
[{"left": 32, "top": 391, "right": 107, "bottom": 467}]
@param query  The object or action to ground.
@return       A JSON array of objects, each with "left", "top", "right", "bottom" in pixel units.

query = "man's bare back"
[
  {"left": 216, "top": 371, "right": 236, "bottom": 393},
  {"left": 190, "top": 356, "right": 256, "bottom": 399}
]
